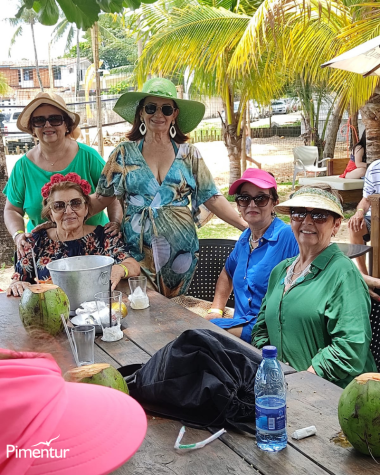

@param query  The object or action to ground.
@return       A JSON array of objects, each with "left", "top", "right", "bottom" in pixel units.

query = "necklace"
[
  {"left": 249, "top": 233, "right": 263, "bottom": 252},
  {"left": 39, "top": 141, "right": 69, "bottom": 167},
  {"left": 284, "top": 256, "right": 311, "bottom": 288}
]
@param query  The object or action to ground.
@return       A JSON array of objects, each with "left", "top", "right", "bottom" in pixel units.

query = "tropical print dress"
[
  {"left": 96, "top": 141, "right": 220, "bottom": 298},
  {"left": 12, "top": 226, "right": 130, "bottom": 283}
]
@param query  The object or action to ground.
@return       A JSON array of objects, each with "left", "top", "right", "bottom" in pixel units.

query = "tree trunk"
[
  {"left": 350, "top": 109, "right": 359, "bottom": 149},
  {"left": 360, "top": 87, "right": 380, "bottom": 164},
  {"left": 30, "top": 21, "right": 44, "bottom": 92},
  {"left": 75, "top": 28, "right": 80, "bottom": 100},
  {"left": 0, "top": 129, "right": 15, "bottom": 265},
  {"left": 91, "top": 23, "right": 104, "bottom": 157},
  {"left": 223, "top": 123, "right": 241, "bottom": 185},
  {"left": 323, "top": 99, "right": 343, "bottom": 159}
]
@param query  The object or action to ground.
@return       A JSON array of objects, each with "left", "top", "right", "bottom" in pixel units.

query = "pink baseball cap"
[
  {"left": 0, "top": 349, "right": 147, "bottom": 475},
  {"left": 229, "top": 168, "right": 277, "bottom": 195}
]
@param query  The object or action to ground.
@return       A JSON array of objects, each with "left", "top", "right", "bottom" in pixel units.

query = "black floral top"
[{"left": 13, "top": 226, "right": 131, "bottom": 284}]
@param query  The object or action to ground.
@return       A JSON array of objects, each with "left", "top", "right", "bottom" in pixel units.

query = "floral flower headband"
[{"left": 41, "top": 173, "right": 91, "bottom": 199}]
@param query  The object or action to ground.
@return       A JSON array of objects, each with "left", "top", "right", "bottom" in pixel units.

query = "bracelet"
[
  {"left": 118, "top": 264, "right": 129, "bottom": 279},
  {"left": 207, "top": 308, "right": 223, "bottom": 316},
  {"left": 12, "top": 230, "right": 24, "bottom": 241},
  {"left": 357, "top": 208, "right": 365, "bottom": 213}
]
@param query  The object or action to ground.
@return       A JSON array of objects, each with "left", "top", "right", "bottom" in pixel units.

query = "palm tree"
[
  {"left": 6, "top": 3, "right": 44, "bottom": 91},
  {"left": 133, "top": 0, "right": 380, "bottom": 180},
  {"left": 0, "top": 74, "right": 16, "bottom": 265},
  {"left": 51, "top": 14, "right": 81, "bottom": 97}
]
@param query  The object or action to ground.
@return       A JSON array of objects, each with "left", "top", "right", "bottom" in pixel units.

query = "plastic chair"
[
  {"left": 186, "top": 239, "right": 236, "bottom": 308},
  {"left": 292, "top": 146, "right": 328, "bottom": 190}
]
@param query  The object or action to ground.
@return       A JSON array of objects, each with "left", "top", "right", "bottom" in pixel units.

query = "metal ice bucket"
[{"left": 47, "top": 255, "right": 114, "bottom": 314}]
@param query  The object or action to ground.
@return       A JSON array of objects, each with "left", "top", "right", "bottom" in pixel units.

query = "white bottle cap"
[{"left": 291, "top": 426, "right": 317, "bottom": 440}]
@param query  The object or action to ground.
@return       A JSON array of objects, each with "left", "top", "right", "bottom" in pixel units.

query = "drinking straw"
[
  {"left": 31, "top": 248, "right": 40, "bottom": 286},
  {"left": 109, "top": 280, "right": 112, "bottom": 328},
  {"left": 60, "top": 314, "right": 80, "bottom": 367},
  {"left": 174, "top": 426, "right": 226, "bottom": 450}
]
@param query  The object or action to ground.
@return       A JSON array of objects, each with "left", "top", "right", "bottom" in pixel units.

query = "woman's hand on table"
[
  {"left": 7, "top": 281, "right": 31, "bottom": 297},
  {"left": 110, "top": 265, "right": 125, "bottom": 291},
  {"left": 104, "top": 221, "right": 121, "bottom": 237}
]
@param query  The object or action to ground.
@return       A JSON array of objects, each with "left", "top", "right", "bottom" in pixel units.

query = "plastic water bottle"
[{"left": 254, "top": 345, "right": 287, "bottom": 452}]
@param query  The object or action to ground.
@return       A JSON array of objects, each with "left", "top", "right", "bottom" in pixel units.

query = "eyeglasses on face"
[
  {"left": 290, "top": 208, "right": 331, "bottom": 224},
  {"left": 32, "top": 115, "right": 64, "bottom": 128},
  {"left": 50, "top": 198, "right": 86, "bottom": 213},
  {"left": 235, "top": 194, "right": 272, "bottom": 208},
  {"left": 143, "top": 103, "right": 176, "bottom": 116}
]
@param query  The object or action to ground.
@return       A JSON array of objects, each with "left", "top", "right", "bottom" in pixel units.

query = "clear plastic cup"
[
  {"left": 71, "top": 325, "right": 95, "bottom": 366},
  {"left": 128, "top": 277, "right": 149, "bottom": 309},
  {"left": 94, "top": 290, "right": 123, "bottom": 328}
]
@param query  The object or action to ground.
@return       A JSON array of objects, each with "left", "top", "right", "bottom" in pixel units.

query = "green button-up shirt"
[{"left": 252, "top": 244, "right": 377, "bottom": 388}]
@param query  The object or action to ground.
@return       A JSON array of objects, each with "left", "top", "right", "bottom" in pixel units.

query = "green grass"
[{"left": 197, "top": 222, "right": 242, "bottom": 240}]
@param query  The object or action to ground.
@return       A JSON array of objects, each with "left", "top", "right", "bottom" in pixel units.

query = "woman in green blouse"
[{"left": 252, "top": 184, "right": 377, "bottom": 388}]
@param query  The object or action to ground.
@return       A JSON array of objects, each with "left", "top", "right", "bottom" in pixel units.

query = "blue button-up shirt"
[{"left": 211, "top": 217, "right": 299, "bottom": 342}]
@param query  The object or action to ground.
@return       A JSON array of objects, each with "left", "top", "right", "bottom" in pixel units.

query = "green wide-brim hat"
[{"left": 113, "top": 78, "right": 205, "bottom": 134}]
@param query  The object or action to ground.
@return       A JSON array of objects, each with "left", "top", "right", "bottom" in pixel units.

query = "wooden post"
[
  {"left": 48, "top": 42, "right": 54, "bottom": 90},
  {"left": 91, "top": 23, "right": 104, "bottom": 158},
  {"left": 369, "top": 194, "right": 380, "bottom": 278},
  {"left": 83, "top": 123, "right": 90, "bottom": 146}
]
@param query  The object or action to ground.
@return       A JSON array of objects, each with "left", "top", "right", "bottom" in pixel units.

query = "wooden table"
[{"left": 1, "top": 289, "right": 378, "bottom": 475}]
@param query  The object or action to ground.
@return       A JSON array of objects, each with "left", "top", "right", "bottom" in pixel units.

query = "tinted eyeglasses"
[
  {"left": 32, "top": 115, "right": 64, "bottom": 128},
  {"left": 290, "top": 208, "right": 331, "bottom": 224},
  {"left": 235, "top": 194, "right": 272, "bottom": 208},
  {"left": 144, "top": 103, "right": 176, "bottom": 116},
  {"left": 50, "top": 198, "right": 86, "bottom": 213}
]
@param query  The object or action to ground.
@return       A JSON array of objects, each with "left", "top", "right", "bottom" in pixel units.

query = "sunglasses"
[
  {"left": 144, "top": 103, "right": 176, "bottom": 116},
  {"left": 50, "top": 198, "right": 86, "bottom": 213},
  {"left": 235, "top": 194, "right": 272, "bottom": 208},
  {"left": 32, "top": 115, "right": 64, "bottom": 128},
  {"left": 290, "top": 208, "right": 331, "bottom": 224}
]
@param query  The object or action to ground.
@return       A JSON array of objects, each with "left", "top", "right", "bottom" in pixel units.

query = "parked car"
[
  {"left": 271, "top": 100, "right": 287, "bottom": 114},
  {"left": 3, "top": 110, "right": 33, "bottom": 146},
  {"left": 221, "top": 101, "right": 260, "bottom": 122},
  {"left": 0, "top": 112, "right": 10, "bottom": 131}
]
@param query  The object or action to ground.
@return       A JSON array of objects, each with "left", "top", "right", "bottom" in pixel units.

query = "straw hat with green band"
[
  {"left": 275, "top": 187, "right": 344, "bottom": 218},
  {"left": 113, "top": 78, "right": 205, "bottom": 134}
]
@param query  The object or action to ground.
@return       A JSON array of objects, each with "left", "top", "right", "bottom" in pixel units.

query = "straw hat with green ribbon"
[
  {"left": 113, "top": 78, "right": 205, "bottom": 134},
  {"left": 275, "top": 187, "right": 344, "bottom": 218}
]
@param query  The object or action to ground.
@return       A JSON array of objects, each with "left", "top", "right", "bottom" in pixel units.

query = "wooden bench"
[{"left": 298, "top": 158, "right": 363, "bottom": 204}]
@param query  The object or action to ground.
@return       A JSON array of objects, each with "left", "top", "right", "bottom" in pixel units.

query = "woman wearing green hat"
[{"left": 91, "top": 78, "right": 246, "bottom": 297}]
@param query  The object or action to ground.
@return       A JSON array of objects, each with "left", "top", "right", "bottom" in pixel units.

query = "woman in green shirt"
[
  {"left": 252, "top": 184, "right": 377, "bottom": 388},
  {"left": 3, "top": 92, "right": 121, "bottom": 257}
]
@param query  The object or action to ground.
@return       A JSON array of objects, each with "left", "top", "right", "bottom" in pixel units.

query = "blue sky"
[{"left": 0, "top": 0, "right": 81, "bottom": 62}]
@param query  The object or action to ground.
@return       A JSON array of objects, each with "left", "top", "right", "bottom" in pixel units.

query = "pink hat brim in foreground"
[
  {"left": 229, "top": 169, "right": 277, "bottom": 195},
  {"left": 0, "top": 354, "right": 147, "bottom": 475}
]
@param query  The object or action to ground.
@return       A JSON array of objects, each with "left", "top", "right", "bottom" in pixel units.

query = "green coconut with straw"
[
  {"left": 19, "top": 284, "right": 70, "bottom": 336},
  {"left": 64, "top": 364, "right": 129, "bottom": 394}
]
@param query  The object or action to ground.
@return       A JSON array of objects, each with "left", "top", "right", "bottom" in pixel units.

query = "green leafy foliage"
[
  {"left": 64, "top": 15, "right": 138, "bottom": 70},
  {"left": 106, "top": 79, "right": 133, "bottom": 94},
  {"left": 18, "top": 0, "right": 157, "bottom": 28}
]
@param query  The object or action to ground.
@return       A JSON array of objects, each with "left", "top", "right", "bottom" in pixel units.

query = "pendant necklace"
[
  {"left": 40, "top": 141, "right": 69, "bottom": 167},
  {"left": 284, "top": 257, "right": 311, "bottom": 288}
]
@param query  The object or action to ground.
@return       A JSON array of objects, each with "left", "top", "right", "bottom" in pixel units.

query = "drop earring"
[
  {"left": 139, "top": 119, "right": 147, "bottom": 136},
  {"left": 170, "top": 121, "right": 176, "bottom": 138}
]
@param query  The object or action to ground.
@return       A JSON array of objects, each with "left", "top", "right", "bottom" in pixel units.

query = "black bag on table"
[{"left": 118, "top": 329, "right": 259, "bottom": 432}]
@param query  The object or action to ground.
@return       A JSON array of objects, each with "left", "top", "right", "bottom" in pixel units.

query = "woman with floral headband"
[
  {"left": 251, "top": 184, "right": 377, "bottom": 388},
  {"left": 7, "top": 173, "right": 140, "bottom": 297}
]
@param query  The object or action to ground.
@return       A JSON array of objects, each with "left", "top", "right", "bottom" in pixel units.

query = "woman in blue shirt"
[{"left": 206, "top": 169, "right": 299, "bottom": 342}]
